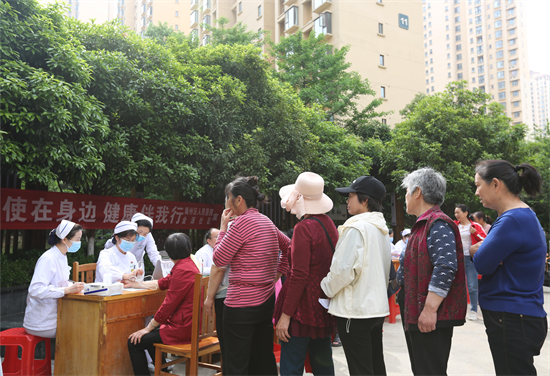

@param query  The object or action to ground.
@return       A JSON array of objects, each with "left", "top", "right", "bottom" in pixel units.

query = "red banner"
[{"left": 0, "top": 188, "right": 223, "bottom": 230}]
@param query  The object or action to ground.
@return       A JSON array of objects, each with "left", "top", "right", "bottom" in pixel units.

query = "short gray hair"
[{"left": 401, "top": 167, "right": 446, "bottom": 206}]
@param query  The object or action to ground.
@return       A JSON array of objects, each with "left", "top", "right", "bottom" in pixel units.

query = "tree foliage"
[
  {"left": 382, "top": 81, "right": 526, "bottom": 215},
  {"left": 204, "top": 17, "right": 264, "bottom": 48}
]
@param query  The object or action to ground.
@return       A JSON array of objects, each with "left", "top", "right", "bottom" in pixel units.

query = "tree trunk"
[{"left": 87, "top": 229, "right": 96, "bottom": 256}]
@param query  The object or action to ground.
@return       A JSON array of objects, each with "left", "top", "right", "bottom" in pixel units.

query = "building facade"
[
  {"left": 65, "top": 0, "right": 117, "bottom": 23},
  {"left": 529, "top": 71, "right": 550, "bottom": 129},
  {"left": 422, "top": 0, "right": 533, "bottom": 128}
]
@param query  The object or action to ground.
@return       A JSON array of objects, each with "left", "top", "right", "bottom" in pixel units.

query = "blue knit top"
[{"left": 473, "top": 208, "right": 547, "bottom": 317}]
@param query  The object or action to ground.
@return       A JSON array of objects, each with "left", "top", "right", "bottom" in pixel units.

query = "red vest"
[{"left": 404, "top": 206, "right": 467, "bottom": 330}]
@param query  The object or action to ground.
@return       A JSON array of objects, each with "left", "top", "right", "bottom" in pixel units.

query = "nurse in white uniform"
[
  {"left": 96, "top": 221, "right": 144, "bottom": 283},
  {"left": 23, "top": 220, "right": 85, "bottom": 338},
  {"left": 104, "top": 213, "right": 161, "bottom": 267}
]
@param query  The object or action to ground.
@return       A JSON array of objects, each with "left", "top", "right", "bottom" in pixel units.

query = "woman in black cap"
[{"left": 321, "top": 176, "right": 392, "bottom": 376}]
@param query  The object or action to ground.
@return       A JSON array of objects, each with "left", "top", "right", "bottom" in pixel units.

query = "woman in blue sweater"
[{"left": 471, "top": 160, "right": 547, "bottom": 375}]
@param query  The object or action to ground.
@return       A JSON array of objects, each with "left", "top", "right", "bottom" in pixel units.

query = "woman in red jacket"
[
  {"left": 126, "top": 233, "right": 199, "bottom": 376},
  {"left": 454, "top": 204, "right": 486, "bottom": 321}
]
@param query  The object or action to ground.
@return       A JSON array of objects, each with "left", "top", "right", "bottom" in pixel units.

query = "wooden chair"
[
  {"left": 153, "top": 274, "right": 222, "bottom": 376},
  {"left": 72, "top": 262, "right": 96, "bottom": 283}
]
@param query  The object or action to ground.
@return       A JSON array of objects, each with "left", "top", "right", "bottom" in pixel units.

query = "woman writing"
[
  {"left": 321, "top": 176, "right": 391, "bottom": 376},
  {"left": 204, "top": 176, "right": 290, "bottom": 375},
  {"left": 23, "top": 220, "right": 85, "bottom": 338},
  {"left": 471, "top": 160, "right": 547, "bottom": 375},
  {"left": 274, "top": 172, "right": 338, "bottom": 376},
  {"left": 96, "top": 221, "right": 143, "bottom": 283},
  {"left": 453, "top": 204, "right": 486, "bottom": 321},
  {"left": 126, "top": 233, "right": 199, "bottom": 376}
]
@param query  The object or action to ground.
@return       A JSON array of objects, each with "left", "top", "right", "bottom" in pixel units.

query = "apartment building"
[
  {"left": 529, "top": 71, "right": 550, "bottom": 129},
  {"left": 65, "top": 0, "right": 117, "bottom": 23},
  {"left": 422, "top": 0, "right": 533, "bottom": 128}
]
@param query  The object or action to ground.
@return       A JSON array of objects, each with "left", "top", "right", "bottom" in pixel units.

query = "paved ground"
[{"left": 4, "top": 287, "right": 549, "bottom": 375}]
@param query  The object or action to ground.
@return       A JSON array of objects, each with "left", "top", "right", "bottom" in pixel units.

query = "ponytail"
[{"left": 475, "top": 160, "right": 542, "bottom": 197}]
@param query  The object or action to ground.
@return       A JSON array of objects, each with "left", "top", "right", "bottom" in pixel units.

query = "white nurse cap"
[
  {"left": 56, "top": 220, "right": 77, "bottom": 239},
  {"left": 114, "top": 220, "right": 137, "bottom": 234},
  {"left": 131, "top": 213, "right": 154, "bottom": 228}
]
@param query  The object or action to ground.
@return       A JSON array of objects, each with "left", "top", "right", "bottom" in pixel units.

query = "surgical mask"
[
  {"left": 66, "top": 240, "right": 81, "bottom": 253},
  {"left": 390, "top": 237, "right": 393, "bottom": 243},
  {"left": 136, "top": 234, "right": 146, "bottom": 242},
  {"left": 404, "top": 238, "right": 409, "bottom": 244},
  {"left": 119, "top": 239, "right": 135, "bottom": 252}
]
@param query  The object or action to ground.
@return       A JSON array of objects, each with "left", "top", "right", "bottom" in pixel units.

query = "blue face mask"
[
  {"left": 390, "top": 237, "right": 393, "bottom": 243},
  {"left": 119, "top": 239, "right": 135, "bottom": 252},
  {"left": 404, "top": 238, "right": 409, "bottom": 244},
  {"left": 136, "top": 234, "right": 146, "bottom": 242},
  {"left": 66, "top": 240, "right": 81, "bottom": 253}
]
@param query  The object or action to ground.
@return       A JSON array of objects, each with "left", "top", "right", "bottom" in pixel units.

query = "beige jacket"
[{"left": 320, "top": 212, "right": 391, "bottom": 319}]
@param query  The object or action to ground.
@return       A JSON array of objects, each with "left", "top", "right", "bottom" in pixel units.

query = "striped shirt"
[{"left": 213, "top": 208, "right": 290, "bottom": 308}]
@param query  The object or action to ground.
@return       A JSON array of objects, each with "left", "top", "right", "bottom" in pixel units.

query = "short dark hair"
[
  {"left": 389, "top": 229, "right": 394, "bottom": 236},
  {"left": 356, "top": 192, "right": 383, "bottom": 212},
  {"left": 48, "top": 224, "right": 83, "bottom": 246},
  {"left": 165, "top": 233, "right": 192, "bottom": 260},
  {"left": 135, "top": 219, "right": 152, "bottom": 230},
  {"left": 204, "top": 228, "right": 217, "bottom": 244},
  {"left": 225, "top": 176, "right": 268, "bottom": 209},
  {"left": 455, "top": 204, "right": 470, "bottom": 217},
  {"left": 476, "top": 160, "right": 542, "bottom": 197}
]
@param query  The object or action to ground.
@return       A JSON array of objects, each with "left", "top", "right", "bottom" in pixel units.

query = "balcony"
[
  {"left": 191, "top": 0, "right": 198, "bottom": 10},
  {"left": 313, "top": 0, "right": 331, "bottom": 13},
  {"left": 314, "top": 12, "right": 332, "bottom": 37},
  {"left": 202, "top": 0, "right": 211, "bottom": 14},
  {"left": 190, "top": 10, "right": 198, "bottom": 27},
  {"left": 284, "top": 6, "right": 299, "bottom": 33},
  {"left": 284, "top": 0, "right": 297, "bottom": 6}
]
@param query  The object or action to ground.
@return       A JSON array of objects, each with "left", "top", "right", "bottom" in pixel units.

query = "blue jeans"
[
  {"left": 280, "top": 336, "right": 334, "bottom": 376},
  {"left": 482, "top": 309, "right": 548, "bottom": 375},
  {"left": 464, "top": 255, "right": 478, "bottom": 312}
]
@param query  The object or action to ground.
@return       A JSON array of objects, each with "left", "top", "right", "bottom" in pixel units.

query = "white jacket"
[
  {"left": 104, "top": 232, "right": 161, "bottom": 266},
  {"left": 321, "top": 212, "right": 391, "bottom": 319},
  {"left": 23, "top": 246, "right": 70, "bottom": 331},
  {"left": 96, "top": 246, "right": 138, "bottom": 283}
]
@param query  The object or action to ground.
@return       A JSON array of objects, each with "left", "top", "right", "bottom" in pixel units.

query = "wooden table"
[{"left": 54, "top": 288, "right": 166, "bottom": 375}]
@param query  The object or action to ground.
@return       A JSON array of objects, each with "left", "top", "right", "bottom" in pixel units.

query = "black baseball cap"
[{"left": 336, "top": 176, "right": 386, "bottom": 201}]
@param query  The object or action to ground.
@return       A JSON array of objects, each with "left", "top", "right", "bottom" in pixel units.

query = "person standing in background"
[
  {"left": 195, "top": 228, "right": 220, "bottom": 275},
  {"left": 472, "top": 211, "right": 492, "bottom": 234}
]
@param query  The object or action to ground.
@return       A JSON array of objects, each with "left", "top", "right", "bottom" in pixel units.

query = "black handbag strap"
[{"left": 306, "top": 217, "right": 335, "bottom": 253}]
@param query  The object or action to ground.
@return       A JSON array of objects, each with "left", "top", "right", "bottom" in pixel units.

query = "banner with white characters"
[{"left": 1, "top": 189, "right": 222, "bottom": 230}]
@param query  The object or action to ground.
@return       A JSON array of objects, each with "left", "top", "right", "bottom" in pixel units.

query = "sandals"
[{"left": 331, "top": 333, "right": 342, "bottom": 347}]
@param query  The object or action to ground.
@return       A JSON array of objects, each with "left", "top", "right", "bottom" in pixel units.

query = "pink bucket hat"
[{"left": 279, "top": 172, "right": 333, "bottom": 219}]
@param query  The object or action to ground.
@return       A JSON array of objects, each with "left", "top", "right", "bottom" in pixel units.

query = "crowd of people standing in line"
[{"left": 22, "top": 158, "right": 547, "bottom": 376}]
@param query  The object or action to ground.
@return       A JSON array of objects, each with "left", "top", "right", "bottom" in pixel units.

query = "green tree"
[
  {"left": 205, "top": 17, "right": 264, "bottom": 47},
  {"left": 269, "top": 31, "right": 389, "bottom": 130},
  {"left": 145, "top": 21, "right": 197, "bottom": 46},
  {"left": 382, "top": 81, "right": 526, "bottom": 215}
]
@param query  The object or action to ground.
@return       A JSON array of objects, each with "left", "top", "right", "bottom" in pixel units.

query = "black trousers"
[
  {"left": 336, "top": 316, "right": 386, "bottom": 376},
  {"left": 397, "top": 287, "right": 417, "bottom": 375},
  {"left": 215, "top": 297, "right": 228, "bottom": 375},
  {"left": 223, "top": 294, "right": 277, "bottom": 376},
  {"left": 407, "top": 327, "right": 454, "bottom": 376},
  {"left": 127, "top": 329, "right": 164, "bottom": 376},
  {"left": 482, "top": 308, "right": 548, "bottom": 375}
]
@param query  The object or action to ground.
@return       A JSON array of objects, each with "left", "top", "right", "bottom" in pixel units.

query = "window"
[
  {"left": 508, "top": 18, "right": 515, "bottom": 26},
  {"left": 495, "top": 30, "right": 502, "bottom": 38},
  {"left": 495, "top": 20, "right": 502, "bottom": 28},
  {"left": 498, "top": 81, "right": 505, "bottom": 89},
  {"left": 425, "top": 61, "right": 428, "bottom": 66},
  {"left": 379, "top": 55, "right": 385, "bottom": 66},
  {"left": 455, "top": 16, "right": 460, "bottom": 22},
  {"left": 457, "top": 53, "right": 462, "bottom": 60},
  {"left": 175, "top": 11, "right": 179, "bottom": 16},
  {"left": 478, "top": 56, "right": 484, "bottom": 63},
  {"left": 510, "top": 49, "right": 517, "bottom": 55},
  {"left": 509, "top": 28, "right": 516, "bottom": 35},
  {"left": 508, "top": 8, "right": 515, "bottom": 16},
  {"left": 510, "top": 59, "right": 517, "bottom": 67},
  {"left": 500, "top": 102, "right": 506, "bottom": 109},
  {"left": 458, "top": 73, "right": 463, "bottom": 79},
  {"left": 430, "top": 67, "right": 434, "bottom": 73},
  {"left": 202, "top": 14, "right": 211, "bottom": 26},
  {"left": 239, "top": 1, "right": 242, "bottom": 13},
  {"left": 475, "top": 5, "right": 482, "bottom": 14},
  {"left": 496, "top": 50, "right": 503, "bottom": 58},
  {"left": 477, "top": 46, "right": 483, "bottom": 54},
  {"left": 426, "top": 70, "right": 429, "bottom": 75},
  {"left": 456, "top": 25, "right": 461, "bottom": 32},
  {"left": 430, "top": 58, "right": 433, "bottom": 63},
  {"left": 175, "top": 24, "right": 179, "bottom": 30},
  {"left": 455, "top": 6, "right": 460, "bottom": 13},
  {"left": 511, "top": 80, "right": 518, "bottom": 86},
  {"left": 513, "top": 111, "right": 520, "bottom": 117},
  {"left": 478, "top": 65, "right": 484, "bottom": 73},
  {"left": 381, "top": 119, "right": 387, "bottom": 125},
  {"left": 381, "top": 86, "right": 386, "bottom": 98},
  {"left": 426, "top": 79, "right": 429, "bottom": 84},
  {"left": 494, "top": 0, "right": 501, "bottom": 7},
  {"left": 496, "top": 40, "right": 503, "bottom": 48},
  {"left": 378, "top": 23, "right": 384, "bottom": 34},
  {"left": 475, "top": 16, "right": 482, "bottom": 24},
  {"left": 447, "top": 44, "right": 450, "bottom": 49},
  {"left": 430, "top": 40, "right": 433, "bottom": 45},
  {"left": 431, "top": 77, "right": 434, "bottom": 82},
  {"left": 446, "top": 34, "right": 450, "bottom": 40},
  {"left": 499, "top": 92, "right": 506, "bottom": 99},
  {"left": 494, "top": 10, "right": 501, "bottom": 18},
  {"left": 456, "top": 44, "right": 462, "bottom": 51},
  {"left": 456, "top": 35, "right": 462, "bottom": 42},
  {"left": 497, "top": 61, "right": 504, "bottom": 68},
  {"left": 509, "top": 38, "right": 516, "bottom": 46},
  {"left": 285, "top": 6, "right": 299, "bottom": 30},
  {"left": 191, "top": 10, "right": 198, "bottom": 24},
  {"left": 479, "top": 85, "right": 486, "bottom": 93},
  {"left": 258, "top": 5, "right": 262, "bottom": 17},
  {"left": 472, "top": 77, "right": 476, "bottom": 83},
  {"left": 457, "top": 63, "right": 463, "bottom": 70},
  {"left": 446, "top": 15, "right": 449, "bottom": 21},
  {"left": 470, "top": 38, "right": 474, "bottom": 43},
  {"left": 512, "top": 90, "right": 519, "bottom": 97},
  {"left": 479, "top": 75, "right": 485, "bottom": 83},
  {"left": 477, "top": 36, "right": 483, "bottom": 44},
  {"left": 448, "top": 72, "right": 452, "bottom": 78},
  {"left": 314, "top": 12, "right": 332, "bottom": 35},
  {"left": 497, "top": 71, "right": 505, "bottom": 79},
  {"left": 476, "top": 26, "right": 482, "bottom": 34}
]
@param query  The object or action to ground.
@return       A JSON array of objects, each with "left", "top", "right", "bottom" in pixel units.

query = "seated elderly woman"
[
  {"left": 125, "top": 233, "right": 199, "bottom": 376},
  {"left": 396, "top": 167, "right": 467, "bottom": 376}
]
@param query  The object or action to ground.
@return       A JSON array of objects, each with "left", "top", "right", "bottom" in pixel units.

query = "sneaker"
[{"left": 468, "top": 310, "right": 478, "bottom": 321}]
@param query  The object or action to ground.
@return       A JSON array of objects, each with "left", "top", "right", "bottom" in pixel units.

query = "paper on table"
[
  {"left": 318, "top": 298, "right": 330, "bottom": 309},
  {"left": 123, "top": 287, "right": 148, "bottom": 291}
]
